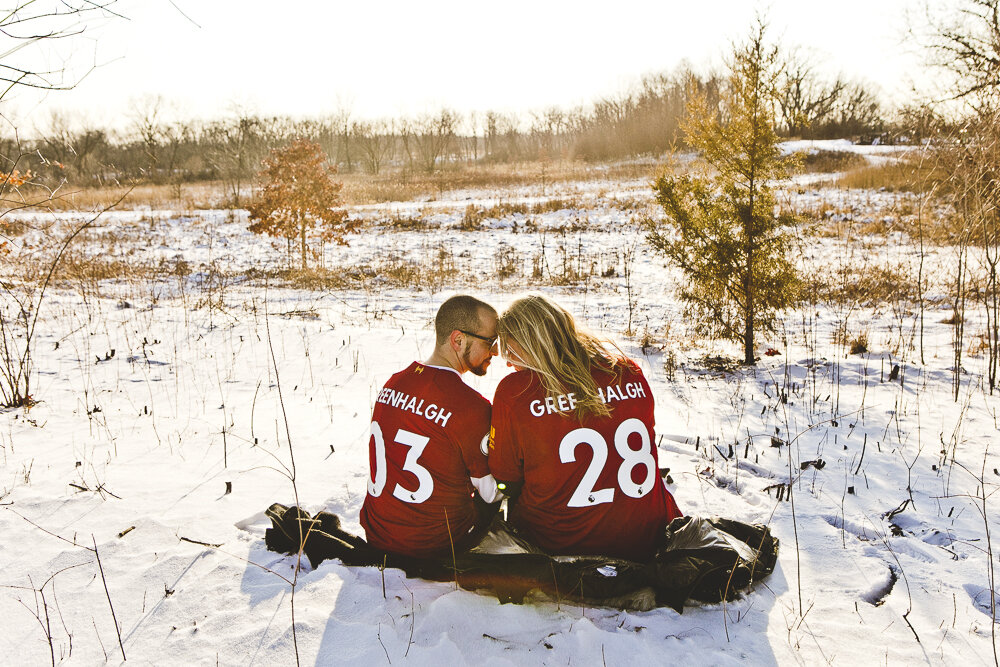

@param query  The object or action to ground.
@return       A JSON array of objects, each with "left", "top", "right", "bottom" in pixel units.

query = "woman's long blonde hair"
[{"left": 497, "top": 294, "right": 624, "bottom": 420}]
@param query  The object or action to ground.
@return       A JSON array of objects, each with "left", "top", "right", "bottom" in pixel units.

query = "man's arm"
[
  {"left": 470, "top": 473, "right": 504, "bottom": 504},
  {"left": 462, "top": 425, "right": 504, "bottom": 504}
]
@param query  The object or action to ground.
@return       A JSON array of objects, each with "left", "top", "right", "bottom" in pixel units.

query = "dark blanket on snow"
[{"left": 263, "top": 504, "right": 778, "bottom": 612}]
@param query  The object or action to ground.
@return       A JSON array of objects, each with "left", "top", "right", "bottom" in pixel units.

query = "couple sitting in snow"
[
  {"left": 266, "top": 294, "right": 776, "bottom": 610},
  {"left": 359, "top": 293, "right": 682, "bottom": 562}
]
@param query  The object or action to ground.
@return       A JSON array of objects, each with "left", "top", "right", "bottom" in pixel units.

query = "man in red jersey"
[
  {"left": 360, "top": 295, "right": 503, "bottom": 558},
  {"left": 489, "top": 294, "right": 682, "bottom": 562}
]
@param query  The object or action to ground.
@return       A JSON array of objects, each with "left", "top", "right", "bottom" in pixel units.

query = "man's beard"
[{"left": 463, "top": 348, "right": 490, "bottom": 376}]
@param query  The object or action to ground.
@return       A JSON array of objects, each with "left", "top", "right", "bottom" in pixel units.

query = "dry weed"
[
  {"left": 849, "top": 333, "right": 869, "bottom": 355},
  {"left": 967, "top": 331, "right": 990, "bottom": 356},
  {"left": 807, "top": 262, "right": 916, "bottom": 308}
]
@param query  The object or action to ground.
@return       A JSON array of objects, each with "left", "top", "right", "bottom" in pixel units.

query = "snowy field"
[{"left": 2, "top": 152, "right": 999, "bottom": 665}]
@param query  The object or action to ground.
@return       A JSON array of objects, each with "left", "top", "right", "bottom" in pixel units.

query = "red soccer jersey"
[
  {"left": 360, "top": 362, "right": 492, "bottom": 558},
  {"left": 489, "top": 360, "right": 682, "bottom": 561}
]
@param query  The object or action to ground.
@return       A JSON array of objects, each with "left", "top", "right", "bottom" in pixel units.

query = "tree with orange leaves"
[{"left": 247, "top": 139, "right": 355, "bottom": 269}]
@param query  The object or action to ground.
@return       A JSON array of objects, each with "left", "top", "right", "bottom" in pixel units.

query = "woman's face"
[{"left": 503, "top": 338, "right": 530, "bottom": 371}]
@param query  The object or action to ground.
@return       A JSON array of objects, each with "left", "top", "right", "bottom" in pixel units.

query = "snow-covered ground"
[
  {"left": 2, "top": 158, "right": 998, "bottom": 665},
  {"left": 780, "top": 138, "right": 914, "bottom": 157}
]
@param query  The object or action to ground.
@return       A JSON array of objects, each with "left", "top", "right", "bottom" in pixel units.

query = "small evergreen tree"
[
  {"left": 645, "top": 20, "right": 799, "bottom": 365},
  {"left": 248, "top": 139, "right": 355, "bottom": 269}
]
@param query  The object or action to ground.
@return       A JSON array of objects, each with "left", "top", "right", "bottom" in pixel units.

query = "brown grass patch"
[
  {"left": 794, "top": 150, "right": 868, "bottom": 174},
  {"left": 833, "top": 158, "right": 938, "bottom": 193},
  {"left": 339, "top": 160, "right": 650, "bottom": 205},
  {"left": 460, "top": 197, "right": 590, "bottom": 230},
  {"left": 461, "top": 202, "right": 530, "bottom": 230},
  {"left": 3, "top": 251, "right": 168, "bottom": 289},
  {"left": 378, "top": 212, "right": 429, "bottom": 231},
  {"left": 530, "top": 197, "right": 584, "bottom": 213},
  {"left": 10, "top": 159, "right": 659, "bottom": 211},
  {"left": 17, "top": 181, "right": 229, "bottom": 211}
]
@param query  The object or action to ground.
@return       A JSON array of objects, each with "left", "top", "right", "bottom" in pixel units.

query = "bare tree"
[
  {"left": 920, "top": 1, "right": 1000, "bottom": 394},
  {"left": 328, "top": 106, "right": 353, "bottom": 171},
  {"left": 397, "top": 116, "right": 417, "bottom": 173},
  {"left": 832, "top": 83, "right": 884, "bottom": 137},
  {"left": 351, "top": 119, "right": 395, "bottom": 174},
  {"left": 484, "top": 110, "right": 523, "bottom": 162},
  {"left": 127, "top": 94, "right": 172, "bottom": 176},
  {"left": 464, "top": 111, "right": 481, "bottom": 161},
  {"left": 205, "top": 108, "right": 263, "bottom": 208},
  {"left": 530, "top": 107, "right": 569, "bottom": 158},
  {"left": 777, "top": 50, "right": 846, "bottom": 136},
  {"left": 0, "top": 1, "right": 125, "bottom": 102},
  {"left": 0, "top": 1, "right": 129, "bottom": 408},
  {"left": 414, "top": 109, "right": 458, "bottom": 173},
  {"left": 925, "top": 0, "right": 1000, "bottom": 105}
]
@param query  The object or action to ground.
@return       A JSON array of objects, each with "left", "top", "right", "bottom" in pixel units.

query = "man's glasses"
[{"left": 458, "top": 330, "right": 498, "bottom": 348}]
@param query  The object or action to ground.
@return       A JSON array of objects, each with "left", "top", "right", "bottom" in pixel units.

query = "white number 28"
[
  {"left": 559, "top": 418, "right": 657, "bottom": 508},
  {"left": 368, "top": 421, "right": 433, "bottom": 504}
]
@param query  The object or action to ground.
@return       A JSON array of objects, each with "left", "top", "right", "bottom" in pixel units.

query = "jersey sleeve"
[
  {"left": 454, "top": 396, "right": 492, "bottom": 479},
  {"left": 454, "top": 396, "right": 503, "bottom": 502},
  {"left": 487, "top": 377, "right": 524, "bottom": 484}
]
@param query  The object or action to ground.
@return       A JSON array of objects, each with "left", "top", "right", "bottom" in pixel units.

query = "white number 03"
[
  {"left": 559, "top": 418, "right": 657, "bottom": 508},
  {"left": 368, "top": 421, "right": 433, "bottom": 504}
]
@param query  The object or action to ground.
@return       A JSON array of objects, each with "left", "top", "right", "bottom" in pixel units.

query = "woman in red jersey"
[{"left": 488, "top": 294, "right": 682, "bottom": 561}]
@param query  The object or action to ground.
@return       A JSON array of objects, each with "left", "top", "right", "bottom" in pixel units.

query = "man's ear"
[{"left": 448, "top": 329, "right": 464, "bottom": 352}]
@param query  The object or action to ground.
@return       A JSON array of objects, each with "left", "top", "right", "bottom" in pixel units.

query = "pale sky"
[{"left": 3, "top": 0, "right": 934, "bottom": 134}]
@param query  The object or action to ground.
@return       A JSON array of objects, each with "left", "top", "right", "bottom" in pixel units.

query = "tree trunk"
[
  {"left": 745, "top": 175, "right": 756, "bottom": 365},
  {"left": 743, "top": 238, "right": 755, "bottom": 365},
  {"left": 300, "top": 220, "right": 308, "bottom": 270}
]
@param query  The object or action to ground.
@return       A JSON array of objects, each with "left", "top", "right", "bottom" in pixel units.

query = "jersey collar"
[{"left": 418, "top": 362, "right": 462, "bottom": 378}]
